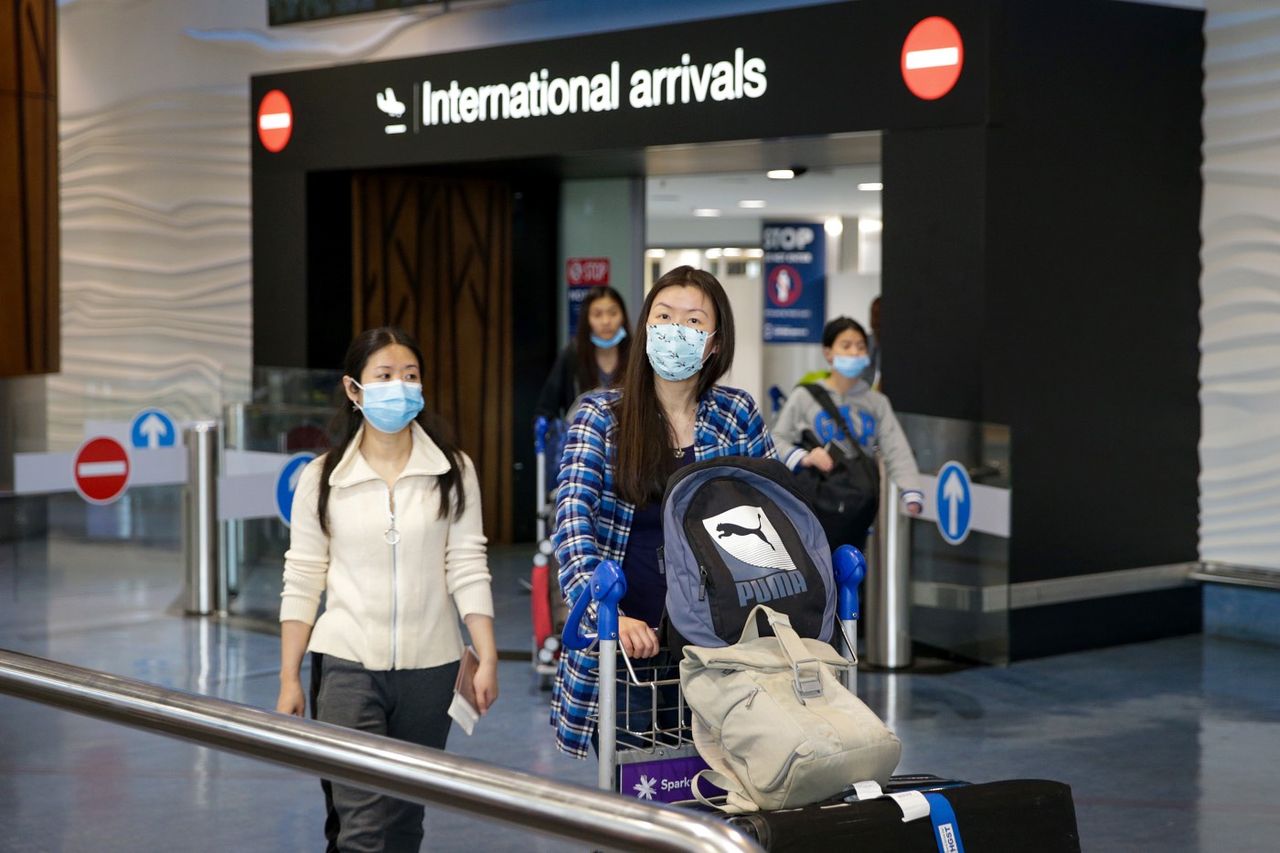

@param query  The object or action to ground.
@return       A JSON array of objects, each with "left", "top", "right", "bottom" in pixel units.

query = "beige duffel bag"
[{"left": 680, "top": 605, "right": 902, "bottom": 813}]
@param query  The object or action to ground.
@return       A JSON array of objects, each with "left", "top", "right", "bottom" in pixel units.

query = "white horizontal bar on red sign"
[
  {"left": 259, "top": 112, "right": 291, "bottom": 130},
  {"left": 77, "top": 461, "right": 128, "bottom": 478},
  {"left": 905, "top": 47, "right": 960, "bottom": 70}
]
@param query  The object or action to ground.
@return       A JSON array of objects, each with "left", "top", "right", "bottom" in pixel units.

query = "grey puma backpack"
[{"left": 660, "top": 457, "right": 836, "bottom": 648}]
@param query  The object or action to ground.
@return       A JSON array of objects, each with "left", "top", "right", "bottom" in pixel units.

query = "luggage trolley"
[
  {"left": 530, "top": 417, "right": 570, "bottom": 688},
  {"left": 562, "top": 546, "right": 867, "bottom": 797},
  {"left": 562, "top": 554, "right": 1085, "bottom": 853}
]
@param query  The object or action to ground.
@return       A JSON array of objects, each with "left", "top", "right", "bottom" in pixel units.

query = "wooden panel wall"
[
  {"left": 353, "top": 174, "right": 514, "bottom": 542},
  {"left": 0, "top": 0, "right": 58, "bottom": 377}
]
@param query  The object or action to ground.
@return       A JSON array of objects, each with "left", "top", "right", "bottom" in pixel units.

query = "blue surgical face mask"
[
  {"left": 646, "top": 323, "right": 714, "bottom": 382},
  {"left": 590, "top": 327, "right": 627, "bottom": 349},
  {"left": 832, "top": 354, "right": 870, "bottom": 379},
  {"left": 353, "top": 379, "right": 424, "bottom": 434}
]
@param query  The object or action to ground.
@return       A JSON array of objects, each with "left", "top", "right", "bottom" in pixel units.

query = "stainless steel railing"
[{"left": 0, "top": 648, "right": 760, "bottom": 852}]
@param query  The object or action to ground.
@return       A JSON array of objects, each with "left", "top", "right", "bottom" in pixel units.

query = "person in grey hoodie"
[{"left": 772, "top": 316, "right": 925, "bottom": 518}]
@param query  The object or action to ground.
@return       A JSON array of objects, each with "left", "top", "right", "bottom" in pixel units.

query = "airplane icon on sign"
[{"left": 376, "top": 87, "right": 405, "bottom": 118}]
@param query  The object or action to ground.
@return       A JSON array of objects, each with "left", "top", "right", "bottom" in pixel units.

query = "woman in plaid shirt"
[{"left": 550, "top": 265, "right": 777, "bottom": 757}]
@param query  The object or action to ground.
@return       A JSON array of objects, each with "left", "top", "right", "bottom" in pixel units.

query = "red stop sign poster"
[
  {"left": 901, "top": 17, "right": 965, "bottom": 101},
  {"left": 73, "top": 437, "right": 131, "bottom": 505},
  {"left": 566, "top": 258, "right": 610, "bottom": 287},
  {"left": 257, "top": 89, "right": 294, "bottom": 153}
]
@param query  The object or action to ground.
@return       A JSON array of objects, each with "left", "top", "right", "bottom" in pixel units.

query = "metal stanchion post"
[
  {"left": 184, "top": 421, "right": 221, "bottom": 616},
  {"left": 866, "top": 459, "right": 912, "bottom": 668}
]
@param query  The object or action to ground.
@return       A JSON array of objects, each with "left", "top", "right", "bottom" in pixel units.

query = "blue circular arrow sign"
[
  {"left": 934, "top": 460, "right": 972, "bottom": 546},
  {"left": 129, "top": 408, "right": 176, "bottom": 449},
  {"left": 276, "top": 452, "right": 317, "bottom": 526}
]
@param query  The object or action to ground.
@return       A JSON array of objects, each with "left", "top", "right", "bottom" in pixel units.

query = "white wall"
[{"left": 1199, "top": 0, "right": 1280, "bottom": 571}]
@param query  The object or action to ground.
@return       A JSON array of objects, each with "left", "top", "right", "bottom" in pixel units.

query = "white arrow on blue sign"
[
  {"left": 935, "top": 460, "right": 973, "bottom": 545},
  {"left": 129, "top": 408, "right": 176, "bottom": 449},
  {"left": 276, "top": 452, "right": 317, "bottom": 526}
]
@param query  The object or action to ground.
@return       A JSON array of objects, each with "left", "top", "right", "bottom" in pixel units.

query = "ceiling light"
[
  {"left": 824, "top": 217, "right": 844, "bottom": 237},
  {"left": 746, "top": 248, "right": 765, "bottom": 258},
  {"left": 645, "top": 248, "right": 667, "bottom": 259},
  {"left": 722, "top": 248, "right": 744, "bottom": 257},
  {"left": 693, "top": 208, "right": 722, "bottom": 217},
  {"left": 767, "top": 166, "right": 807, "bottom": 180},
  {"left": 857, "top": 182, "right": 884, "bottom": 192},
  {"left": 705, "top": 248, "right": 724, "bottom": 259},
  {"left": 858, "top": 218, "right": 883, "bottom": 234},
  {"left": 738, "top": 199, "right": 767, "bottom": 209}
]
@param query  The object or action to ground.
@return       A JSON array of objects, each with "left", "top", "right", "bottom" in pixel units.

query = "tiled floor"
[{"left": 2, "top": 493, "right": 1279, "bottom": 851}]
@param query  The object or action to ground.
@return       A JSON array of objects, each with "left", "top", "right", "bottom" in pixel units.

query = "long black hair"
[
  {"left": 574, "top": 286, "right": 631, "bottom": 392},
  {"left": 614, "top": 266, "right": 735, "bottom": 506},
  {"left": 316, "top": 326, "right": 466, "bottom": 534}
]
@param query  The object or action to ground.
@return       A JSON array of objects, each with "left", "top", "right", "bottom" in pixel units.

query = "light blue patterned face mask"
[
  {"left": 832, "top": 354, "right": 870, "bottom": 378},
  {"left": 352, "top": 379, "right": 424, "bottom": 433},
  {"left": 590, "top": 327, "right": 627, "bottom": 349},
  {"left": 646, "top": 324, "right": 715, "bottom": 382}
]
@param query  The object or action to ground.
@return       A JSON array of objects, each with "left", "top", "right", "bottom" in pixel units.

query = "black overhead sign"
[
  {"left": 268, "top": 0, "right": 453, "bottom": 27},
  {"left": 252, "top": 0, "right": 989, "bottom": 172}
]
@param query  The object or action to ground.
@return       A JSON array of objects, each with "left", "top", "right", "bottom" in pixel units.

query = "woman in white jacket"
[{"left": 276, "top": 326, "right": 498, "bottom": 852}]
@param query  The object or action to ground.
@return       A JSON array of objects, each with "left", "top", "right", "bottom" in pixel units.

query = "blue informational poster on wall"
[{"left": 762, "top": 222, "right": 826, "bottom": 343}]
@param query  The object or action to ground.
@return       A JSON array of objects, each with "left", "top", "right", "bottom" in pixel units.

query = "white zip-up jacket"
[{"left": 280, "top": 423, "right": 493, "bottom": 671}]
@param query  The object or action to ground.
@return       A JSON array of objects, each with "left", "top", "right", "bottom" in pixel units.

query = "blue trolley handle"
[
  {"left": 533, "top": 417, "right": 550, "bottom": 541},
  {"left": 833, "top": 545, "right": 867, "bottom": 692},
  {"left": 533, "top": 416, "right": 549, "bottom": 453},
  {"left": 560, "top": 560, "right": 627, "bottom": 790},
  {"left": 561, "top": 560, "right": 627, "bottom": 651},
  {"left": 833, "top": 544, "right": 866, "bottom": 622}
]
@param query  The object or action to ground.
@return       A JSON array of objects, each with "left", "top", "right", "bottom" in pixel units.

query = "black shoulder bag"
[{"left": 791, "top": 384, "right": 881, "bottom": 550}]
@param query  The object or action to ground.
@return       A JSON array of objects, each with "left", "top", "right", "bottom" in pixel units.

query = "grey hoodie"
[{"left": 771, "top": 379, "right": 925, "bottom": 504}]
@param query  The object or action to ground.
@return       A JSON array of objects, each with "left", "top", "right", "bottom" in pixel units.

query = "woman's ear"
[
  {"left": 821, "top": 346, "right": 833, "bottom": 363},
  {"left": 343, "top": 376, "right": 360, "bottom": 404}
]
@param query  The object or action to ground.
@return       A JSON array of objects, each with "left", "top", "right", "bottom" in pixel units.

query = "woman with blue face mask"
[
  {"left": 276, "top": 326, "right": 498, "bottom": 851},
  {"left": 534, "top": 286, "right": 632, "bottom": 422},
  {"left": 549, "top": 266, "right": 777, "bottom": 759},
  {"left": 772, "top": 315, "right": 926, "bottom": 536}
]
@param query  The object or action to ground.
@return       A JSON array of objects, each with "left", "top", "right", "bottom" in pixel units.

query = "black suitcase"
[{"left": 727, "top": 778, "right": 1081, "bottom": 853}]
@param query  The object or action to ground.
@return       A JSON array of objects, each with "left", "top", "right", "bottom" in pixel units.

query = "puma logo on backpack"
[
  {"left": 716, "top": 514, "right": 774, "bottom": 549},
  {"left": 661, "top": 458, "right": 836, "bottom": 650}
]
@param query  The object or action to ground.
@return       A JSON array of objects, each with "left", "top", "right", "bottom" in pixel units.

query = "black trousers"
[{"left": 310, "top": 653, "right": 458, "bottom": 853}]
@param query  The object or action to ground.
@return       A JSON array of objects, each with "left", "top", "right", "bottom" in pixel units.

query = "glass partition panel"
[
  {"left": 898, "top": 413, "right": 1012, "bottom": 665},
  {"left": 223, "top": 367, "right": 340, "bottom": 619}
]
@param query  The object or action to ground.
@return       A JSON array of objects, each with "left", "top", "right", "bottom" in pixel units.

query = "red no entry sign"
[
  {"left": 901, "top": 17, "right": 964, "bottom": 101},
  {"left": 257, "top": 89, "right": 294, "bottom": 153},
  {"left": 73, "top": 437, "right": 131, "bottom": 505}
]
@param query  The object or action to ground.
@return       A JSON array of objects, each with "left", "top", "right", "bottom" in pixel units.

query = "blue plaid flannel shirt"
[{"left": 549, "top": 385, "right": 777, "bottom": 757}]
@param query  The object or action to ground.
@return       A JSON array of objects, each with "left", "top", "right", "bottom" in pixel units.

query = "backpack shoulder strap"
[{"left": 802, "top": 383, "right": 867, "bottom": 458}]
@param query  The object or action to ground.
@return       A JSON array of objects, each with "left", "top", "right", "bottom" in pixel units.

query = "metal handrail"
[{"left": 0, "top": 648, "right": 760, "bottom": 853}]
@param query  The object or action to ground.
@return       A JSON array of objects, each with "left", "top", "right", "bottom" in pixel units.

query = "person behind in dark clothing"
[{"left": 535, "top": 286, "right": 631, "bottom": 421}]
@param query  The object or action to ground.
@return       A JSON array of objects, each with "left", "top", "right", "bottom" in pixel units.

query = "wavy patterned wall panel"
[
  {"left": 1201, "top": 4, "right": 1280, "bottom": 570},
  {"left": 51, "top": 89, "right": 252, "bottom": 447}
]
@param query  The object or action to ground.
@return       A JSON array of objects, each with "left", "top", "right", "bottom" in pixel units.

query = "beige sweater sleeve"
[
  {"left": 445, "top": 455, "right": 494, "bottom": 619},
  {"left": 280, "top": 459, "right": 329, "bottom": 625}
]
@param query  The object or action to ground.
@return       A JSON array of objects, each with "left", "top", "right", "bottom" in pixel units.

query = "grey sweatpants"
[{"left": 314, "top": 654, "right": 460, "bottom": 853}]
